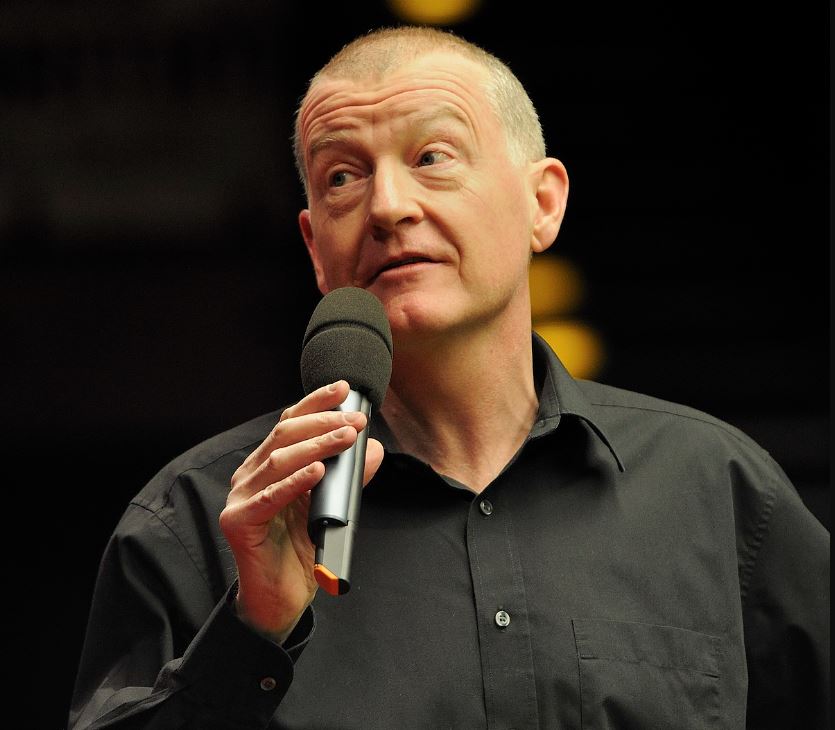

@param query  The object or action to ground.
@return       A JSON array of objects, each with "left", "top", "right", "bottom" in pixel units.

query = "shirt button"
[
  {"left": 495, "top": 610, "right": 511, "bottom": 628},
  {"left": 479, "top": 499, "right": 494, "bottom": 516},
  {"left": 259, "top": 676, "right": 277, "bottom": 691}
]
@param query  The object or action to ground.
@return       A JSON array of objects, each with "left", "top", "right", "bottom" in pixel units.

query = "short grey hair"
[{"left": 292, "top": 26, "right": 546, "bottom": 196}]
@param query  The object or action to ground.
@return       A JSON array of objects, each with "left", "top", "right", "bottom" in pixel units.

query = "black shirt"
[{"left": 69, "top": 336, "right": 829, "bottom": 729}]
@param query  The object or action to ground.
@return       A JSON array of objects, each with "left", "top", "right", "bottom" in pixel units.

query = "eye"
[
  {"left": 417, "top": 150, "right": 450, "bottom": 167},
  {"left": 329, "top": 170, "right": 356, "bottom": 188}
]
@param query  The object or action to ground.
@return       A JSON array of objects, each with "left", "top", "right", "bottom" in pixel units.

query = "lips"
[{"left": 372, "top": 255, "right": 434, "bottom": 280}]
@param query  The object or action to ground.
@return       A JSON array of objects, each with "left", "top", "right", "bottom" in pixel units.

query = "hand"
[{"left": 219, "top": 380, "right": 384, "bottom": 643}]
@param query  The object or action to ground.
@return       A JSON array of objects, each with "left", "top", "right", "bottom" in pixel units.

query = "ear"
[
  {"left": 529, "top": 158, "right": 569, "bottom": 253},
  {"left": 298, "top": 209, "right": 330, "bottom": 295}
]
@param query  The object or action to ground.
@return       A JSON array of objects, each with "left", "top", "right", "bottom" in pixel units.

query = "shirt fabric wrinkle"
[{"left": 68, "top": 333, "right": 830, "bottom": 730}]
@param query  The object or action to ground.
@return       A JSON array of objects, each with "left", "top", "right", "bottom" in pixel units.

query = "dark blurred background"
[{"left": 1, "top": 1, "right": 828, "bottom": 727}]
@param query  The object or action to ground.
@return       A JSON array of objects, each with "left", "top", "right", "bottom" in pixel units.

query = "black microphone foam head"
[{"left": 301, "top": 287, "right": 393, "bottom": 410}]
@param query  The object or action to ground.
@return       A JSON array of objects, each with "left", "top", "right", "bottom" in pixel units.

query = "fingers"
[
  {"left": 242, "top": 461, "right": 324, "bottom": 525},
  {"left": 235, "top": 421, "right": 361, "bottom": 501},
  {"left": 227, "top": 435, "right": 385, "bottom": 541},
  {"left": 253, "top": 435, "right": 384, "bottom": 508},
  {"left": 226, "top": 381, "right": 384, "bottom": 529},
  {"left": 281, "top": 380, "right": 351, "bottom": 422},
  {"left": 231, "top": 380, "right": 375, "bottom": 502},
  {"left": 241, "top": 408, "right": 366, "bottom": 477},
  {"left": 239, "top": 381, "right": 356, "bottom": 473}
]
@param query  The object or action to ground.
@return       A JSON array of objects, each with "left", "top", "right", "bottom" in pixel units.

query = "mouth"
[{"left": 373, "top": 256, "right": 435, "bottom": 281}]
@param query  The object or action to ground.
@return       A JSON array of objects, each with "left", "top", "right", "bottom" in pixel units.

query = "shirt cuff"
[{"left": 173, "top": 582, "right": 315, "bottom": 726}]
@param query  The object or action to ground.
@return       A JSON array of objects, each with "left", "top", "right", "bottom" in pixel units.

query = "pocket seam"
[
  {"left": 572, "top": 618, "right": 721, "bottom": 677},
  {"left": 577, "top": 654, "right": 720, "bottom": 679}
]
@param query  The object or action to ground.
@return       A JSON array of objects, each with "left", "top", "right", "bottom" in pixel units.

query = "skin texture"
[
  {"left": 298, "top": 51, "right": 562, "bottom": 344},
  {"left": 219, "top": 48, "right": 568, "bottom": 640},
  {"left": 221, "top": 380, "right": 384, "bottom": 641}
]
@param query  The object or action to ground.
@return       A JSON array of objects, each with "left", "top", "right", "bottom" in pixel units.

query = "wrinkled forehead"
[{"left": 298, "top": 52, "right": 494, "bottom": 144}]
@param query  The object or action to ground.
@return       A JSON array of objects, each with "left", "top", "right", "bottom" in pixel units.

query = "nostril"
[
  {"left": 370, "top": 224, "right": 392, "bottom": 243},
  {"left": 368, "top": 216, "right": 417, "bottom": 242}
]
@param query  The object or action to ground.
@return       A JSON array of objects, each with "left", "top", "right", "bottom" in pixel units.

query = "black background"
[{"left": 1, "top": 2, "right": 829, "bottom": 727}]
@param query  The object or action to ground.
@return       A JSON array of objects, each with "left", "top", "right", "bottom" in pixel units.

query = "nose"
[{"left": 367, "top": 160, "right": 423, "bottom": 239}]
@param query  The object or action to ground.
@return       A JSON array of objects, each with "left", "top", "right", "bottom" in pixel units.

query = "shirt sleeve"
[
  {"left": 68, "top": 501, "right": 314, "bottom": 730},
  {"left": 740, "top": 465, "right": 830, "bottom": 729}
]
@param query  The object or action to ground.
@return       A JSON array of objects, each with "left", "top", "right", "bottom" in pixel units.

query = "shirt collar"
[
  {"left": 531, "top": 332, "right": 625, "bottom": 472},
  {"left": 369, "top": 332, "right": 625, "bottom": 473}
]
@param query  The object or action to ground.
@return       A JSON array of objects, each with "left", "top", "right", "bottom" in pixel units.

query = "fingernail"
[
  {"left": 328, "top": 382, "right": 338, "bottom": 392},
  {"left": 344, "top": 411, "right": 363, "bottom": 424}
]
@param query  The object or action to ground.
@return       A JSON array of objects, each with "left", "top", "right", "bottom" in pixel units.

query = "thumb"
[{"left": 362, "top": 438, "right": 385, "bottom": 485}]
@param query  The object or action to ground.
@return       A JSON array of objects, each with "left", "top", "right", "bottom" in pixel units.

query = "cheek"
[
  {"left": 310, "top": 209, "right": 359, "bottom": 263},
  {"left": 319, "top": 246, "right": 352, "bottom": 283},
  {"left": 467, "top": 166, "right": 530, "bottom": 221},
  {"left": 455, "top": 179, "right": 533, "bottom": 263}
]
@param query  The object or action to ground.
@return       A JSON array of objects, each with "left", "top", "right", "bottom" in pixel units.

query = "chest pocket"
[{"left": 572, "top": 618, "right": 722, "bottom": 730}]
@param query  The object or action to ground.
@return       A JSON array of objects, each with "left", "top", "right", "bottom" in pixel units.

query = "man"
[{"left": 69, "top": 26, "right": 829, "bottom": 729}]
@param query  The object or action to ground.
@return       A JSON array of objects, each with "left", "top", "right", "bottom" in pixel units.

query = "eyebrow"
[
  {"left": 307, "top": 106, "right": 472, "bottom": 162},
  {"left": 308, "top": 129, "right": 356, "bottom": 161}
]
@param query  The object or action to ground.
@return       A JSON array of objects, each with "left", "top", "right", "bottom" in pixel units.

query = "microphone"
[{"left": 300, "top": 287, "right": 393, "bottom": 596}]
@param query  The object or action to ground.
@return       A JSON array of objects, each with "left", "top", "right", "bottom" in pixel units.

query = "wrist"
[{"left": 233, "top": 593, "right": 304, "bottom": 645}]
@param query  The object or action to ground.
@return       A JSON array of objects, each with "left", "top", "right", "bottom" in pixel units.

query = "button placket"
[{"left": 467, "top": 485, "right": 539, "bottom": 726}]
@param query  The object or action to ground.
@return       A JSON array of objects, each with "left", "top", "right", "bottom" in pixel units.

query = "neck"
[{"left": 380, "top": 316, "right": 538, "bottom": 493}]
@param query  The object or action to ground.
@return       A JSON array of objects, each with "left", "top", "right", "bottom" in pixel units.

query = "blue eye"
[
  {"left": 417, "top": 151, "right": 447, "bottom": 167},
  {"left": 330, "top": 171, "right": 349, "bottom": 187}
]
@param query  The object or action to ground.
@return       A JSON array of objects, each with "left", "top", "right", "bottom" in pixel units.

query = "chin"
[{"left": 380, "top": 290, "right": 453, "bottom": 338}]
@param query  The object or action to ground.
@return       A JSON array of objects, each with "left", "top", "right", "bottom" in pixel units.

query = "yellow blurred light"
[
  {"left": 534, "top": 320, "right": 605, "bottom": 380},
  {"left": 385, "top": 0, "right": 481, "bottom": 25},
  {"left": 529, "top": 255, "right": 584, "bottom": 319}
]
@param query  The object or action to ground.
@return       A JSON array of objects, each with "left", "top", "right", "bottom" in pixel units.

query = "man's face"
[{"left": 297, "top": 51, "right": 561, "bottom": 342}]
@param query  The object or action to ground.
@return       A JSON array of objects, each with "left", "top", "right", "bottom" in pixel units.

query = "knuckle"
[
  {"left": 257, "top": 485, "right": 276, "bottom": 506},
  {"left": 267, "top": 449, "right": 284, "bottom": 470},
  {"left": 229, "top": 467, "right": 249, "bottom": 492}
]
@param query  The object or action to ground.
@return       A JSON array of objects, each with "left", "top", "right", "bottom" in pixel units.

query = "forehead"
[{"left": 298, "top": 52, "right": 496, "bottom": 149}]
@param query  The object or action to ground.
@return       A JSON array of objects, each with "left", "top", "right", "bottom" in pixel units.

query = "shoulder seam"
[
  {"left": 126, "top": 501, "right": 216, "bottom": 593},
  {"left": 133, "top": 436, "right": 263, "bottom": 511},
  {"left": 127, "top": 438, "right": 260, "bottom": 590},
  {"left": 586, "top": 400, "right": 767, "bottom": 455}
]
